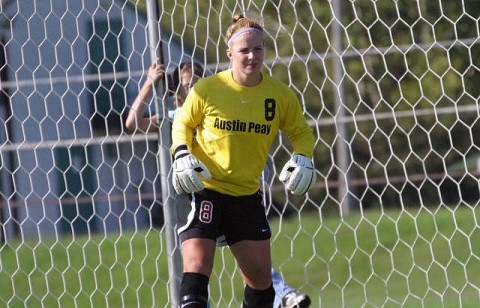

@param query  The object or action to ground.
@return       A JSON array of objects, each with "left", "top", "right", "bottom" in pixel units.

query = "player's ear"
[{"left": 226, "top": 48, "right": 232, "bottom": 60}]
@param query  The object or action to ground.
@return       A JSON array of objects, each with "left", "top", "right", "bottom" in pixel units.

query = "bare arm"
[{"left": 125, "top": 62, "right": 164, "bottom": 133}]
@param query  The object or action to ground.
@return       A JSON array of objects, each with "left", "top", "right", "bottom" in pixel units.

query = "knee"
[
  {"left": 245, "top": 266, "right": 272, "bottom": 290},
  {"left": 181, "top": 239, "right": 215, "bottom": 275},
  {"left": 182, "top": 251, "right": 215, "bottom": 276},
  {"left": 256, "top": 268, "right": 273, "bottom": 289},
  {"left": 183, "top": 259, "right": 213, "bottom": 276}
]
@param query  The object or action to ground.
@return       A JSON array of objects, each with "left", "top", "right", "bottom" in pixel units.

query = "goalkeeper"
[
  {"left": 171, "top": 13, "right": 315, "bottom": 308},
  {"left": 126, "top": 60, "right": 311, "bottom": 308}
]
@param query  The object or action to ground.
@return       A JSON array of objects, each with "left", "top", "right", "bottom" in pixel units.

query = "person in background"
[
  {"left": 171, "top": 12, "right": 315, "bottom": 308},
  {"left": 126, "top": 60, "right": 312, "bottom": 308},
  {"left": 125, "top": 61, "right": 203, "bottom": 132}
]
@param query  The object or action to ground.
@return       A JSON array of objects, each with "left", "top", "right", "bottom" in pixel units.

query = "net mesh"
[{"left": 1, "top": 0, "right": 480, "bottom": 307}]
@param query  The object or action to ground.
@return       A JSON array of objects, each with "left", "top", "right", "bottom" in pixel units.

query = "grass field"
[{"left": 2, "top": 205, "right": 480, "bottom": 307}]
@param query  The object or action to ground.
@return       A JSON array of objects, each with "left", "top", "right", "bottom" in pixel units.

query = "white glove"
[
  {"left": 279, "top": 154, "right": 316, "bottom": 195},
  {"left": 172, "top": 145, "right": 211, "bottom": 194}
]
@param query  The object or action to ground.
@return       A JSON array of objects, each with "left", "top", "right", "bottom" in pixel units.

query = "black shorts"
[{"left": 177, "top": 189, "right": 271, "bottom": 246}]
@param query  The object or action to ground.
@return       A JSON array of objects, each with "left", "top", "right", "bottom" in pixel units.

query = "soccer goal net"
[{"left": 1, "top": 0, "right": 480, "bottom": 307}]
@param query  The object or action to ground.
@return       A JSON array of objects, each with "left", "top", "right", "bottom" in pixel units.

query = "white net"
[{"left": 1, "top": 0, "right": 480, "bottom": 307}]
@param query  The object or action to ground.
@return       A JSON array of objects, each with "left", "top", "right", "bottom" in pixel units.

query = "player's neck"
[{"left": 232, "top": 71, "right": 262, "bottom": 87}]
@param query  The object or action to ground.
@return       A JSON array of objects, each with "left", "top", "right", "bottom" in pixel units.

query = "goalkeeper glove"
[
  {"left": 279, "top": 154, "right": 316, "bottom": 195},
  {"left": 172, "top": 145, "right": 211, "bottom": 194}
]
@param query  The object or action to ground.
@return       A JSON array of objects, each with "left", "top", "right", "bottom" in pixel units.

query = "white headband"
[{"left": 227, "top": 27, "right": 263, "bottom": 47}]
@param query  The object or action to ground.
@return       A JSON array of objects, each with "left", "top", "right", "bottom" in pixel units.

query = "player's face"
[
  {"left": 177, "top": 70, "right": 199, "bottom": 107},
  {"left": 227, "top": 30, "right": 264, "bottom": 85}
]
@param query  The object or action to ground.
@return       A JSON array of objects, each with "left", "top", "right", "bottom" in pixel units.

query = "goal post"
[
  {"left": 145, "top": 0, "right": 182, "bottom": 305},
  {"left": 0, "top": 1, "right": 480, "bottom": 307}
]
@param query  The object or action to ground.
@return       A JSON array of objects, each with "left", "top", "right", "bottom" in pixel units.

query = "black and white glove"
[
  {"left": 172, "top": 145, "right": 211, "bottom": 194},
  {"left": 279, "top": 154, "right": 316, "bottom": 195}
]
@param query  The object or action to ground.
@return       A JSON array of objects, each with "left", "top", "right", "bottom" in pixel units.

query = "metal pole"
[
  {"left": 0, "top": 34, "right": 6, "bottom": 245},
  {"left": 332, "top": 1, "right": 351, "bottom": 217},
  {"left": 145, "top": 1, "right": 182, "bottom": 306},
  {"left": 0, "top": 34, "right": 19, "bottom": 243}
]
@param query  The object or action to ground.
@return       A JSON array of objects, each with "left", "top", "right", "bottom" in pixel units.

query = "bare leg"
[
  {"left": 181, "top": 237, "right": 216, "bottom": 275},
  {"left": 231, "top": 239, "right": 274, "bottom": 307},
  {"left": 180, "top": 238, "right": 216, "bottom": 307},
  {"left": 230, "top": 239, "right": 272, "bottom": 289}
]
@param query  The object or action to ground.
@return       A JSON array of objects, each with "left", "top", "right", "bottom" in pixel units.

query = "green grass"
[{"left": 2, "top": 206, "right": 480, "bottom": 307}]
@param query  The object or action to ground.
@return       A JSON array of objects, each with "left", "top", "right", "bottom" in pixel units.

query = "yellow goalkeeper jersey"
[{"left": 172, "top": 69, "right": 314, "bottom": 196}]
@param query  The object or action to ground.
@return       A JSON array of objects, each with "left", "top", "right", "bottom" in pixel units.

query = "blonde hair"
[{"left": 224, "top": 13, "right": 264, "bottom": 46}]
